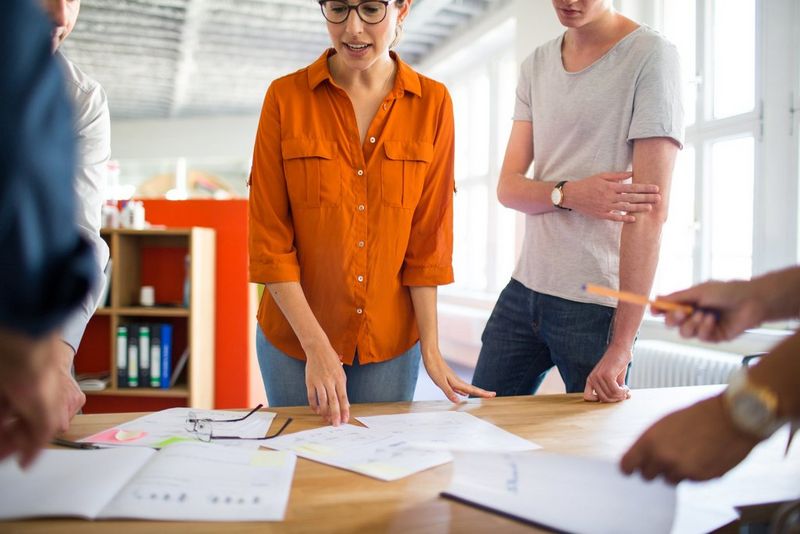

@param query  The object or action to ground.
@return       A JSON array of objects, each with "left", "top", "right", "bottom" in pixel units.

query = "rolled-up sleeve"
[
  {"left": 402, "top": 86, "right": 455, "bottom": 286},
  {"left": 249, "top": 86, "right": 301, "bottom": 283}
]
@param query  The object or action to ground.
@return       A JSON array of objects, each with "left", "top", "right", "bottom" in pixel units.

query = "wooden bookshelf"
[
  {"left": 76, "top": 227, "right": 216, "bottom": 411},
  {"left": 87, "top": 386, "right": 190, "bottom": 399}
]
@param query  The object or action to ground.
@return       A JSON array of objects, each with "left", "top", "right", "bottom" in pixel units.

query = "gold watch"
[
  {"left": 724, "top": 367, "right": 785, "bottom": 439},
  {"left": 551, "top": 181, "right": 571, "bottom": 210}
]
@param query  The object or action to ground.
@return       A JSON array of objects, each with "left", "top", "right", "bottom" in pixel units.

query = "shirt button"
[
  {"left": 357, "top": 275, "right": 364, "bottom": 283},
  {"left": 357, "top": 204, "right": 365, "bottom": 212},
  {"left": 357, "top": 169, "right": 364, "bottom": 176},
  {"left": 369, "top": 137, "right": 376, "bottom": 144},
  {"left": 357, "top": 240, "right": 365, "bottom": 248},
  {"left": 356, "top": 308, "right": 363, "bottom": 315},
  {"left": 382, "top": 104, "right": 388, "bottom": 111}
]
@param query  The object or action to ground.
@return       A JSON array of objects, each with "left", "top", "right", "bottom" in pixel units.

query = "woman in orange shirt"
[{"left": 249, "top": 0, "right": 495, "bottom": 426}]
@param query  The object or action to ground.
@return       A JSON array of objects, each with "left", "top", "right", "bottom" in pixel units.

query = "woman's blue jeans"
[{"left": 256, "top": 327, "right": 421, "bottom": 407}]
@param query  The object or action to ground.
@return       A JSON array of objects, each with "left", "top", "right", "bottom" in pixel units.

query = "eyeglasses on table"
[{"left": 184, "top": 404, "right": 292, "bottom": 442}]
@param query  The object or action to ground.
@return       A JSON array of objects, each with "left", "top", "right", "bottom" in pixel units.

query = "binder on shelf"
[
  {"left": 138, "top": 325, "right": 151, "bottom": 387},
  {"left": 127, "top": 325, "right": 139, "bottom": 388},
  {"left": 160, "top": 324, "right": 173, "bottom": 389},
  {"left": 115, "top": 325, "right": 127, "bottom": 388},
  {"left": 150, "top": 326, "right": 161, "bottom": 388}
]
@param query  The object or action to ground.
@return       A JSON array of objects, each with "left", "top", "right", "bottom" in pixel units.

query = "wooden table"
[{"left": 4, "top": 386, "right": 798, "bottom": 533}]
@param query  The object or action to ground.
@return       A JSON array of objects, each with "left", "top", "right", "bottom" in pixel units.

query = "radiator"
[{"left": 628, "top": 340, "right": 741, "bottom": 389}]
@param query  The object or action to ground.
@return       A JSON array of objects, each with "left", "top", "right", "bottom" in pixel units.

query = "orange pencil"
[{"left": 582, "top": 283, "right": 695, "bottom": 315}]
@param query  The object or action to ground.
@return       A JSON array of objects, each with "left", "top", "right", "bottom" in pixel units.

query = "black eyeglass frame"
[
  {"left": 318, "top": 0, "right": 396, "bottom": 25},
  {"left": 185, "top": 404, "right": 293, "bottom": 441}
]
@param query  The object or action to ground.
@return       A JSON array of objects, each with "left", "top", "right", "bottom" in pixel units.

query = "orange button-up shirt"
[{"left": 249, "top": 50, "right": 455, "bottom": 365}]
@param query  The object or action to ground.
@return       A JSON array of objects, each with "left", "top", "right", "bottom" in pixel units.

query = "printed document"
[
  {"left": 442, "top": 451, "right": 676, "bottom": 534},
  {"left": 0, "top": 442, "right": 296, "bottom": 521},
  {"left": 79, "top": 407, "right": 277, "bottom": 449},
  {"left": 265, "top": 424, "right": 452, "bottom": 480},
  {"left": 266, "top": 412, "right": 540, "bottom": 481}
]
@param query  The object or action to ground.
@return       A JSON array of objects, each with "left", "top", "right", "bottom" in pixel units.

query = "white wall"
[
  {"left": 513, "top": 0, "right": 563, "bottom": 60},
  {"left": 111, "top": 114, "right": 259, "bottom": 161}
]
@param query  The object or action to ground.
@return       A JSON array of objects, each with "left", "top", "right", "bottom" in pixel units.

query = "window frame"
[{"left": 654, "top": 0, "right": 799, "bottom": 332}]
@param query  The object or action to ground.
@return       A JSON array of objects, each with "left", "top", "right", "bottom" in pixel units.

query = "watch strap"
[{"left": 553, "top": 180, "right": 571, "bottom": 211}]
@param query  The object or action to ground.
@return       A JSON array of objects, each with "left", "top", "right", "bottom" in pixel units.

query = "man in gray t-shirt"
[{"left": 472, "top": 3, "right": 683, "bottom": 402}]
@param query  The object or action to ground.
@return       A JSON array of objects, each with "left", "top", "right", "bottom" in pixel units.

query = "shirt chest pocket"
[
  {"left": 381, "top": 141, "right": 434, "bottom": 209},
  {"left": 281, "top": 139, "right": 341, "bottom": 208}
]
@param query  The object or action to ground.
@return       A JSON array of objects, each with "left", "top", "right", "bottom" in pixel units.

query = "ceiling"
[{"left": 62, "top": 0, "right": 506, "bottom": 120}]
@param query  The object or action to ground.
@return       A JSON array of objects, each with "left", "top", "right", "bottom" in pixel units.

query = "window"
[
  {"left": 425, "top": 19, "right": 518, "bottom": 298},
  {"left": 653, "top": 0, "right": 798, "bottom": 299}
]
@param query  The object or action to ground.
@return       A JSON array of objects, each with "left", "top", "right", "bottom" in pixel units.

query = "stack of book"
[{"left": 115, "top": 324, "right": 188, "bottom": 389}]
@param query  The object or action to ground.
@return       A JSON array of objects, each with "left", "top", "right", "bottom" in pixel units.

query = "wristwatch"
[
  {"left": 551, "top": 180, "right": 571, "bottom": 210},
  {"left": 724, "top": 367, "right": 785, "bottom": 439}
]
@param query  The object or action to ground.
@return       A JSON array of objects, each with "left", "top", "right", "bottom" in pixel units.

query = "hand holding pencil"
[{"left": 584, "top": 280, "right": 755, "bottom": 343}]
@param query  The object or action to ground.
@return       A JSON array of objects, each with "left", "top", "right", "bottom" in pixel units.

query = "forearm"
[
  {"left": 611, "top": 217, "right": 664, "bottom": 348},
  {"left": 612, "top": 137, "right": 676, "bottom": 348},
  {"left": 495, "top": 120, "right": 554, "bottom": 215},
  {"left": 408, "top": 286, "right": 441, "bottom": 355},
  {"left": 265, "top": 281, "right": 330, "bottom": 357},
  {"left": 497, "top": 173, "right": 558, "bottom": 215},
  {"left": 748, "top": 331, "right": 800, "bottom": 419},
  {"left": 751, "top": 267, "right": 800, "bottom": 322}
]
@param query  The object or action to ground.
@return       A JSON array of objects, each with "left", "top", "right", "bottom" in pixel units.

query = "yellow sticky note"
[
  {"left": 155, "top": 437, "right": 195, "bottom": 448},
  {"left": 250, "top": 451, "right": 288, "bottom": 467},
  {"left": 354, "top": 462, "right": 409, "bottom": 480}
]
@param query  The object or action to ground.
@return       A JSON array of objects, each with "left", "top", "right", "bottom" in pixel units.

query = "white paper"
[
  {"left": 79, "top": 407, "right": 277, "bottom": 449},
  {"left": 443, "top": 451, "right": 677, "bottom": 534},
  {"left": 357, "top": 411, "right": 541, "bottom": 452},
  {"left": 98, "top": 442, "right": 296, "bottom": 521},
  {"left": 0, "top": 447, "right": 155, "bottom": 520},
  {"left": 0, "top": 443, "right": 296, "bottom": 522},
  {"left": 671, "top": 494, "right": 739, "bottom": 534},
  {"left": 671, "top": 426, "right": 800, "bottom": 534},
  {"left": 265, "top": 424, "right": 453, "bottom": 481}
]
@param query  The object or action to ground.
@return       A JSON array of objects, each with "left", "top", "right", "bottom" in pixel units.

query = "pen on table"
[
  {"left": 582, "top": 283, "right": 696, "bottom": 315},
  {"left": 51, "top": 437, "right": 101, "bottom": 450}
]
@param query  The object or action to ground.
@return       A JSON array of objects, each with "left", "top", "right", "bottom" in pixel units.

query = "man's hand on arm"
[
  {"left": 496, "top": 122, "right": 660, "bottom": 219},
  {"left": 560, "top": 172, "right": 660, "bottom": 222}
]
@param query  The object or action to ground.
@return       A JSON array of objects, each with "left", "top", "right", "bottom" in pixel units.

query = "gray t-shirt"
[{"left": 512, "top": 25, "right": 683, "bottom": 307}]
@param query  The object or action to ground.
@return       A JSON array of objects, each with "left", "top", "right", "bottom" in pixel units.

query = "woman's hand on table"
[
  {"left": 422, "top": 350, "right": 495, "bottom": 402},
  {"left": 304, "top": 342, "right": 349, "bottom": 426}
]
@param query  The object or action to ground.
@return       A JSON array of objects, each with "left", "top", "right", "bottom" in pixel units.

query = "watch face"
[
  {"left": 551, "top": 187, "right": 562, "bottom": 205},
  {"left": 732, "top": 394, "right": 770, "bottom": 431}
]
